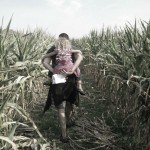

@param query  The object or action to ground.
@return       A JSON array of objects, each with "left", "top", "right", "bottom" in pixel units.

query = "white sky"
[{"left": 0, "top": 0, "right": 150, "bottom": 38}]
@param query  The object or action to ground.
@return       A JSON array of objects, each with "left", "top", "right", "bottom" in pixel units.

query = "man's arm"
[
  {"left": 72, "top": 52, "right": 83, "bottom": 72},
  {"left": 41, "top": 45, "right": 56, "bottom": 73},
  {"left": 41, "top": 52, "right": 55, "bottom": 73},
  {"left": 41, "top": 51, "right": 57, "bottom": 62},
  {"left": 42, "top": 57, "right": 54, "bottom": 73},
  {"left": 46, "top": 45, "right": 55, "bottom": 54}
]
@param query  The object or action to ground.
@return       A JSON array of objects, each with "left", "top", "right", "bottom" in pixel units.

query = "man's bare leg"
[
  {"left": 58, "top": 108, "right": 67, "bottom": 138},
  {"left": 57, "top": 101, "right": 70, "bottom": 142},
  {"left": 66, "top": 102, "right": 74, "bottom": 126}
]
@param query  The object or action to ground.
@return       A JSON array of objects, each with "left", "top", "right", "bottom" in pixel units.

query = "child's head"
[{"left": 55, "top": 33, "right": 71, "bottom": 50}]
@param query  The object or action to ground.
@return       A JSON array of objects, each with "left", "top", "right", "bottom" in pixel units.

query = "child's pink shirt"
[{"left": 53, "top": 48, "right": 80, "bottom": 77}]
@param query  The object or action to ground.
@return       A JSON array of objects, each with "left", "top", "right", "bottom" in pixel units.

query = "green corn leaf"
[{"left": 0, "top": 136, "right": 17, "bottom": 150}]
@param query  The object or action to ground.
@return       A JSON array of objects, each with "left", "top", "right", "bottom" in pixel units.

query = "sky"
[{"left": 0, "top": 0, "right": 150, "bottom": 38}]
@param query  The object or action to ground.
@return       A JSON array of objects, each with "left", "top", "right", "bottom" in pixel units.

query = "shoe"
[{"left": 60, "top": 135, "right": 69, "bottom": 143}]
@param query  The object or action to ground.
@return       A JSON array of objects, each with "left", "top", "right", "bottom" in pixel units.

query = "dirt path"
[
  {"left": 27, "top": 81, "right": 118, "bottom": 150},
  {"left": 29, "top": 86, "right": 85, "bottom": 149}
]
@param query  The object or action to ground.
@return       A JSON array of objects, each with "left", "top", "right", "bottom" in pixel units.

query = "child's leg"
[
  {"left": 77, "top": 80, "right": 83, "bottom": 91},
  {"left": 77, "top": 78, "right": 85, "bottom": 95}
]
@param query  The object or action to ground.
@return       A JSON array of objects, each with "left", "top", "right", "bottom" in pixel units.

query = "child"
[{"left": 42, "top": 36, "right": 85, "bottom": 95}]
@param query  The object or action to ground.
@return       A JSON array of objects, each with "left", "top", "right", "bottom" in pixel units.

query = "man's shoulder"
[{"left": 46, "top": 45, "right": 56, "bottom": 54}]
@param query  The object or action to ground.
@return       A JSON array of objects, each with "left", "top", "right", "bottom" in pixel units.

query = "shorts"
[
  {"left": 52, "top": 74, "right": 79, "bottom": 107},
  {"left": 56, "top": 101, "right": 66, "bottom": 109},
  {"left": 43, "top": 74, "right": 80, "bottom": 113}
]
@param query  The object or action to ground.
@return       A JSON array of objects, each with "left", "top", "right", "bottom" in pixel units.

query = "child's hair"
[{"left": 55, "top": 37, "right": 71, "bottom": 50}]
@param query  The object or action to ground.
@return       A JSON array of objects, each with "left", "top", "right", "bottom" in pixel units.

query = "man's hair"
[{"left": 59, "top": 33, "right": 69, "bottom": 39}]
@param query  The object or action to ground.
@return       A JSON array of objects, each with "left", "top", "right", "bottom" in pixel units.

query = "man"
[
  {"left": 42, "top": 33, "right": 82, "bottom": 112},
  {"left": 42, "top": 33, "right": 83, "bottom": 142}
]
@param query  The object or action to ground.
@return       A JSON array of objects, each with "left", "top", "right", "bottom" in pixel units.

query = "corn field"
[
  {"left": 72, "top": 20, "right": 150, "bottom": 150},
  {"left": 0, "top": 19, "right": 150, "bottom": 150},
  {"left": 0, "top": 19, "right": 55, "bottom": 149}
]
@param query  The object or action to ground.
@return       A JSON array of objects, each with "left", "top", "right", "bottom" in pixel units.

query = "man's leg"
[
  {"left": 57, "top": 101, "right": 68, "bottom": 142},
  {"left": 66, "top": 102, "right": 75, "bottom": 127},
  {"left": 43, "top": 84, "right": 52, "bottom": 113},
  {"left": 58, "top": 108, "right": 66, "bottom": 137}
]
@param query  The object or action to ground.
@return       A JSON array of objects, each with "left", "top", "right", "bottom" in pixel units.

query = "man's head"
[
  {"left": 59, "top": 33, "right": 69, "bottom": 40},
  {"left": 56, "top": 33, "right": 71, "bottom": 49}
]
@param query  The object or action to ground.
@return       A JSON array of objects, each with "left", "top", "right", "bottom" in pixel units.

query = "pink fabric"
[{"left": 53, "top": 48, "right": 80, "bottom": 77}]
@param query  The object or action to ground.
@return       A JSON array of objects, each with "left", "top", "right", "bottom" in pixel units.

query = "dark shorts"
[
  {"left": 52, "top": 74, "right": 79, "bottom": 107},
  {"left": 43, "top": 74, "right": 79, "bottom": 112}
]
